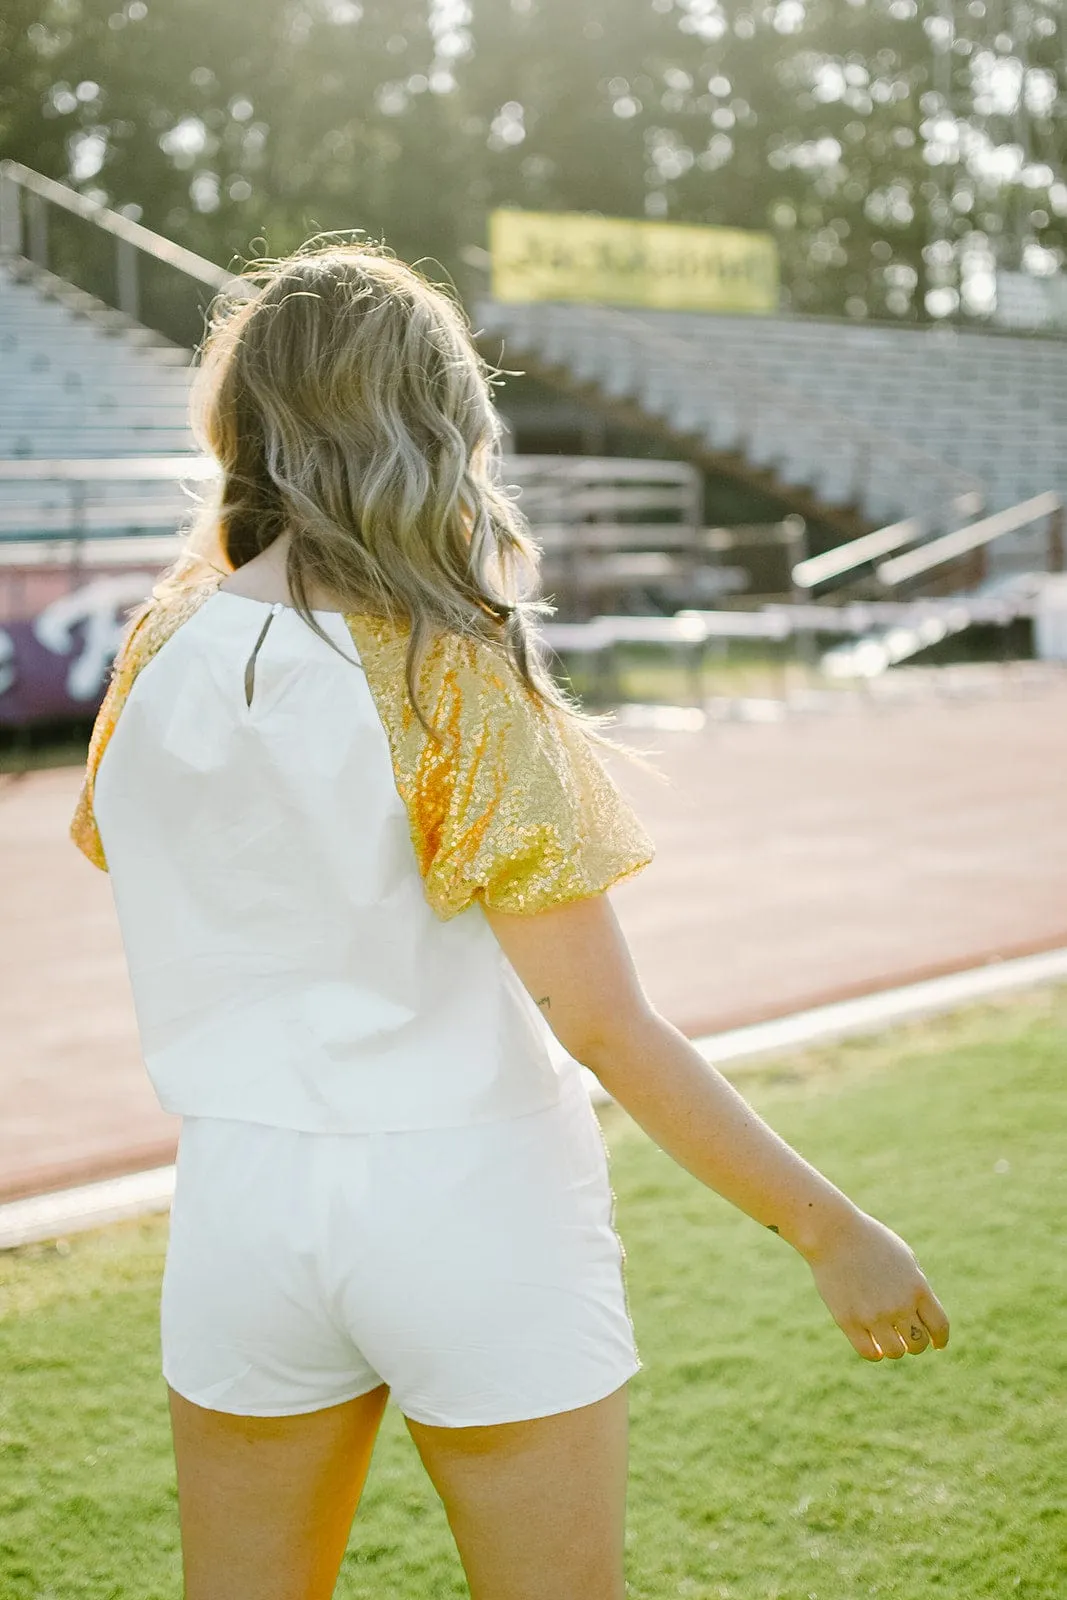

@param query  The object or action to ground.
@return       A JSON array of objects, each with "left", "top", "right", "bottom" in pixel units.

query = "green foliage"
[
  {"left": 2, "top": 0, "right": 452, "bottom": 263},
  {"left": 0, "top": 987, "right": 1065, "bottom": 1597},
  {"left": 2, "top": 3, "right": 1065, "bottom": 321}
]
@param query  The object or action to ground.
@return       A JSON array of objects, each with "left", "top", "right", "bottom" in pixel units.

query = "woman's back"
[{"left": 75, "top": 571, "right": 650, "bottom": 1133}]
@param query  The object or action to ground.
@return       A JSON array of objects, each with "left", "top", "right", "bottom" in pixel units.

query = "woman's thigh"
[
  {"left": 168, "top": 1381, "right": 389, "bottom": 1600},
  {"left": 406, "top": 1380, "right": 630, "bottom": 1600}
]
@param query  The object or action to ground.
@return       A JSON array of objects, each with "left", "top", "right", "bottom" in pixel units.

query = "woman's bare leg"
[
  {"left": 168, "top": 1381, "right": 389, "bottom": 1600},
  {"left": 405, "top": 1381, "right": 630, "bottom": 1600}
]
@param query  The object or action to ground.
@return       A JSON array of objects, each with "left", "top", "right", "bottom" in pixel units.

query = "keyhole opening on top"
[{"left": 244, "top": 604, "right": 282, "bottom": 707}]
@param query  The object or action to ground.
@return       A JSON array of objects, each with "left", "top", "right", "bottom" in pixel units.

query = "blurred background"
[{"left": 1, "top": 0, "right": 1067, "bottom": 738}]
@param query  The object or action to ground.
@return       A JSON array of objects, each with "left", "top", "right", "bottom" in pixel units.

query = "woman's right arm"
[{"left": 483, "top": 892, "right": 950, "bottom": 1363}]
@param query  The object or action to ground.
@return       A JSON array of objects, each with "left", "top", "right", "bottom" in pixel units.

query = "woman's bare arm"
[{"left": 483, "top": 893, "right": 950, "bottom": 1362}]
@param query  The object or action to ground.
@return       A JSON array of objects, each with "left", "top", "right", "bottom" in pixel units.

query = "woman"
[{"left": 71, "top": 244, "right": 949, "bottom": 1600}]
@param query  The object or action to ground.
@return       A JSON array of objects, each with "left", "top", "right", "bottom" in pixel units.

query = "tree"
[
  {"left": 2, "top": 0, "right": 1063, "bottom": 326},
  {"left": 1, "top": 0, "right": 463, "bottom": 268}
]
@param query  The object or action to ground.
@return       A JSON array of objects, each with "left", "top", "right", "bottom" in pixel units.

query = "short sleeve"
[
  {"left": 69, "top": 577, "right": 223, "bottom": 870},
  {"left": 347, "top": 620, "right": 655, "bottom": 920},
  {"left": 69, "top": 602, "right": 155, "bottom": 871}
]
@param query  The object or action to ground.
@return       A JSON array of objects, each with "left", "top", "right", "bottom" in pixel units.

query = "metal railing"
[
  {"left": 0, "top": 456, "right": 211, "bottom": 624},
  {"left": 0, "top": 161, "right": 244, "bottom": 346},
  {"left": 501, "top": 458, "right": 811, "bottom": 616},
  {"left": 538, "top": 591, "right": 1049, "bottom": 703},
  {"left": 0, "top": 453, "right": 709, "bottom": 624},
  {"left": 540, "top": 596, "right": 1041, "bottom": 653},
  {"left": 0, "top": 456, "right": 214, "bottom": 485},
  {"left": 876, "top": 493, "right": 1064, "bottom": 592},
  {"left": 0, "top": 457, "right": 212, "bottom": 548},
  {"left": 0, "top": 453, "right": 699, "bottom": 539},
  {"left": 789, "top": 487, "right": 1064, "bottom": 599},
  {"left": 0, "top": 454, "right": 815, "bottom": 623},
  {"left": 792, "top": 517, "right": 925, "bottom": 593}
]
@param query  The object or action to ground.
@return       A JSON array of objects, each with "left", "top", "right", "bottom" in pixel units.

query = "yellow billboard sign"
[{"left": 489, "top": 209, "right": 779, "bottom": 315}]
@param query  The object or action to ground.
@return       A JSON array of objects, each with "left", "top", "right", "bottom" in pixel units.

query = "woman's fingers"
[
  {"left": 865, "top": 1295, "right": 950, "bottom": 1361},
  {"left": 895, "top": 1318, "right": 930, "bottom": 1354},
  {"left": 916, "top": 1288, "right": 951, "bottom": 1348},
  {"left": 844, "top": 1322, "right": 883, "bottom": 1361},
  {"left": 843, "top": 1316, "right": 937, "bottom": 1361},
  {"left": 869, "top": 1322, "right": 909, "bottom": 1359}
]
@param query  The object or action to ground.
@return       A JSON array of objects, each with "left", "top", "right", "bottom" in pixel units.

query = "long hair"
[{"left": 153, "top": 239, "right": 579, "bottom": 727}]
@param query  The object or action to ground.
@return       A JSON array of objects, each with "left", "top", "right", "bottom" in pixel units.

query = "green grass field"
[{"left": 1, "top": 989, "right": 1064, "bottom": 1599}]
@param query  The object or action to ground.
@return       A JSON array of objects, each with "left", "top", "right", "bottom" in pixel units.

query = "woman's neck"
[{"left": 219, "top": 533, "right": 350, "bottom": 614}]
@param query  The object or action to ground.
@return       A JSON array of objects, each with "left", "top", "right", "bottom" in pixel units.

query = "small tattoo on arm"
[
  {"left": 767, "top": 1224, "right": 780, "bottom": 1234},
  {"left": 536, "top": 995, "right": 551, "bottom": 1011}
]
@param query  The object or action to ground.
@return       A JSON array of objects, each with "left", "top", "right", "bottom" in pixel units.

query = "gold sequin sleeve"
[
  {"left": 69, "top": 577, "right": 223, "bottom": 870},
  {"left": 346, "top": 618, "right": 655, "bottom": 919}
]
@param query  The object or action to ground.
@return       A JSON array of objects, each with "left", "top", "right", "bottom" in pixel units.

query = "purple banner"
[{"left": 0, "top": 573, "right": 158, "bottom": 727}]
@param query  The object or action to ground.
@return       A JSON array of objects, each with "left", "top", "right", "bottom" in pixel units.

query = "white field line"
[
  {"left": 3, "top": 946, "right": 1066, "bottom": 1250},
  {"left": 584, "top": 945, "right": 1067, "bottom": 1100},
  {"left": 0, "top": 1163, "right": 175, "bottom": 1251},
  {"left": 690, "top": 945, "right": 1067, "bottom": 1067}
]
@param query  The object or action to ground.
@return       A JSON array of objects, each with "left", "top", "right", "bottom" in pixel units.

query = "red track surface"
[{"left": 3, "top": 680, "right": 1066, "bottom": 1202}]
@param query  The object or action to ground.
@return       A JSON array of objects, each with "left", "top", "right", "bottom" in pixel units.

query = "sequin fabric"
[
  {"left": 71, "top": 573, "right": 655, "bottom": 916},
  {"left": 346, "top": 617, "right": 655, "bottom": 919}
]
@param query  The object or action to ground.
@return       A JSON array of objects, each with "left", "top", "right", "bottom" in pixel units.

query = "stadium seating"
[
  {"left": 477, "top": 298, "right": 1067, "bottom": 573},
  {"left": 2, "top": 240, "right": 1062, "bottom": 584},
  {"left": 0, "top": 257, "right": 196, "bottom": 548},
  {"left": 0, "top": 258, "right": 194, "bottom": 461}
]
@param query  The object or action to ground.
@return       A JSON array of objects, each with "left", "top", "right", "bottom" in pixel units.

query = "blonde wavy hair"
[{"left": 153, "top": 239, "right": 576, "bottom": 726}]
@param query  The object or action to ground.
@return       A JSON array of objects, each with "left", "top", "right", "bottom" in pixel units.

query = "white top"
[
  {"left": 82, "top": 583, "right": 653, "bottom": 1133},
  {"left": 95, "top": 592, "right": 563, "bottom": 1130}
]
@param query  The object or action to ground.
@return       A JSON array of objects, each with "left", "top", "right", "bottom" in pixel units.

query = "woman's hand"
[{"left": 802, "top": 1208, "right": 951, "bottom": 1360}]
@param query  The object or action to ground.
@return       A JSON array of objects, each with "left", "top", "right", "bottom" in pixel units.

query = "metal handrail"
[
  {"left": 0, "top": 161, "right": 240, "bottom": 295},
  {"left": 0, "top": 455, "right": 215, "bottom": 482},
  {"left": 0, "top": 453, "right": 694, "bottom": 486},
  {"left": 877, "top": 492, "right": 1063, "bottom": 588},
  {"left": 791, "top": 517, "right": 923, "bottom": 590},
  {"left": 540, "top": 594, "right": 1042, "bottom": 656},
  {"left": 504, "top": 455, "right": 695, "bottom": 484},
  {"left": 0, "top": 456, "right": 703, "bottom": 567}
]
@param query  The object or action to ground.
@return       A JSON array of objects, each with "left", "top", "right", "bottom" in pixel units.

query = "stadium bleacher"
[
  {"left": 3, "top": 189, "right": 1063, "bottom": 577},
  {"left": 476, "top": 299, "right": 1067, "bottom": 573},
  {"left": 0, "top": 257, "right": 194, "bottom": 461},
  {"left": 0, "top": 158, "right": 1063, "bottom": 724},
  {"left": 0, "top": 256, "right": 196, "bottom": 565}
]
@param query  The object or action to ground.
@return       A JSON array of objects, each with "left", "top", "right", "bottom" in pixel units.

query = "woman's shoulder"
[
  {"left": 90, "top": 570, "right": 223, "bottom": 725},
  {"left": 70, "top": 569, "right": 225, "bottom": 872}
]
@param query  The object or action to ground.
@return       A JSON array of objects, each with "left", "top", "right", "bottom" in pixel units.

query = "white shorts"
[{"left": 161, "top": 1066, "right": 640, "bottom": 1427}]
